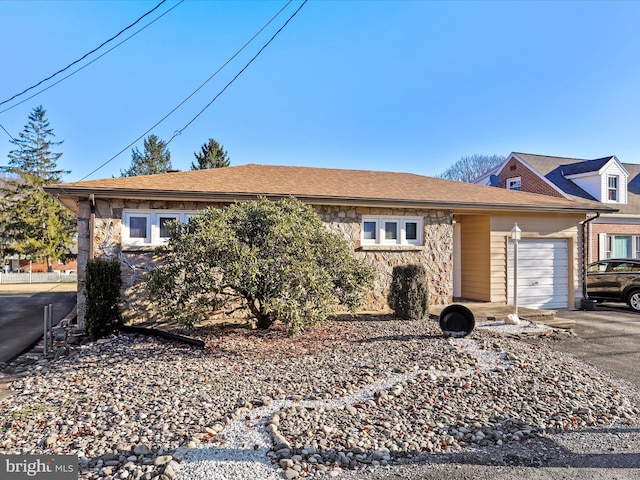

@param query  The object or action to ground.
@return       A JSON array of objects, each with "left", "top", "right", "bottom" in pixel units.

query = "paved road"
[
  {"left": 0, "top": 290, "right": 76, "bottom": 363},
  {"left": 552, "top": 303, "right": 640, "bottom": 388}
]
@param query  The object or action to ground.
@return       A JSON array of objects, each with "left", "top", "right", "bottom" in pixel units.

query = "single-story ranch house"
[{"left": 44, "top": 164, "right": 613, "bottom": 327}]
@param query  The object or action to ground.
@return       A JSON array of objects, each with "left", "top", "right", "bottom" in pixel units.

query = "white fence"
[{"left": 0, "top": 272, "right": 77, "bottom": 284}]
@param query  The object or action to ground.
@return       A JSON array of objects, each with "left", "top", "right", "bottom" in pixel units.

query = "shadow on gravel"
[
  {"left": 357, "top": 333, "right": 442, "bottom": 343},
  {"left": 332, "top": 313, "right": 404, "bottom": 322},
  {"left": 409, "top": 428, "right": 640, "bottom": 470}
]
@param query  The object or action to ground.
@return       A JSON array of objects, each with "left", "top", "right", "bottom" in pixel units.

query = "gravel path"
[{"left": 1, "top": 317, "right": 638, "bottom": 480}]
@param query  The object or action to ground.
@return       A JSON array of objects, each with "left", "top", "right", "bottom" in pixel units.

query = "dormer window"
[{"left": 608, "top": 175, "right": 619, "bottom": 202}]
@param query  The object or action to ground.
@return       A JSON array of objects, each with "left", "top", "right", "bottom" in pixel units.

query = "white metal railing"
[{"left": 0, "top": 272, "right": 77, "bottom": 284}]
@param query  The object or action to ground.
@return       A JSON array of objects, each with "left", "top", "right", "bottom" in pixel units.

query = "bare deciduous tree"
[{"left": 437, "top": 154, "right": 506, "bottom": 183}]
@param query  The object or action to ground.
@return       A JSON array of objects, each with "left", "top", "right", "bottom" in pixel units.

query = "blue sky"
[{"left": 1, "top": 0, "right": 640, "bottom": 182}]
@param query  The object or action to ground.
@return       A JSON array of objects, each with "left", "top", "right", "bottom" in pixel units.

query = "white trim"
[
  {"left": 154, "top": 212, "right": 181, "bottom": 241},
  {"left": 506, "top": 176, "right": 522, "bottom": 191},
  {"left": 123, "top": 212, "right": 151, "bottom": 246},
  {"left": 592, "top": 214, "right": 640, "bottom": 224},
  {"left": 598, "top": 233, "right": 608, "bottom": 259},
  {"left": 123, "top": 209, "right": 196, "bottom": 246},
  {"left": 606, "top": 174, "right": 620, "bottom": 202},
  {"left": 453, "top": 223, "right": 461, "bottom": 297},
  {"left": 361, "top": 215, "right": 423, "bottom": 247}
]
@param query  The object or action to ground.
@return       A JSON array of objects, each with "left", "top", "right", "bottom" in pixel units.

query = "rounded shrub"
[{"left": 387, "top": 264, "right": 429, "bottom": 320}]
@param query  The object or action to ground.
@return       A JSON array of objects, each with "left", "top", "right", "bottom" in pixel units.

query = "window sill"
[
  {"left": 357, "top": 245, "right": 424, "bottom": 252},
  {"left": 122, "top": 244, "right": 163, "bottom": 252}
]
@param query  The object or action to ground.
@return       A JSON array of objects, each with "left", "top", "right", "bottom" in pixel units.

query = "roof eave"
[{"left": 43, "top": 185, "right": 615, "bottom": 215}]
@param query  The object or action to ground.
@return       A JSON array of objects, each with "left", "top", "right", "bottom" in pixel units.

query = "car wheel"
[{"left": 627, "top": 291, "right": 640, "bottom": 312}]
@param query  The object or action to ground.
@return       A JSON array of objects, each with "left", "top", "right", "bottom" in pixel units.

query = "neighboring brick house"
[
  {"left": 477, "top": 152, "right": 639, "bottom": 263},
  {"left": 17, "top": 259, "right": 77, "bottom": 273},
  {"left": 45, "top": 164, "right": 610, "bottom": 327}
]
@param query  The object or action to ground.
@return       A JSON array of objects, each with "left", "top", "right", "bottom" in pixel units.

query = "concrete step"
[{"left": 431, "top": 302, "right": 574, "bottom": 329}]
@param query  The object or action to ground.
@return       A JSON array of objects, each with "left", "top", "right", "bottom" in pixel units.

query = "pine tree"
[
  {"left": 1, "top": 106, "right": 75, "bottom": 270},
  {"left": 120, "top": 134, "right": 172, "bottom": 176},
  {"left": 190, "top": 138, "right": 230, "bottom": 170}
]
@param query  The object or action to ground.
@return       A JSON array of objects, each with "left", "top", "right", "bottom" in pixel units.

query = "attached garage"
[
  {"left": 507, "top": 239, "right": 569, "bottom": 309},
  {"left": 455, "top": 213, "right": 582, "bottom": 309}
]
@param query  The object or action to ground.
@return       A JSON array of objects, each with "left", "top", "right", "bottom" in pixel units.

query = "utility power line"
[
  {"left": 0, "top": 0, "right": 172, "bottom": 109},
  {"left": 76, "top": 0, "right": 305, "bottom": 183},
  {"left": 167, "top": 0, "right": 308, "bottom": 146}
]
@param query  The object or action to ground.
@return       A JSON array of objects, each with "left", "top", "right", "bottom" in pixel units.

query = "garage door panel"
[
  {"left": 507, "top": 239, "right": 568, "bottom": 309},
  {"left": 516, "top": 296, "right": 567, "bottom": 309},
  {"left": 518, "top": 275, "right": 569, "bottom": 289}
]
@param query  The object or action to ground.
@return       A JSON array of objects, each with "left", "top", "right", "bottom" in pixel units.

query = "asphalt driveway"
[
  {"left": 547, "top": 304, "right": 640, "bottom": 388},
  {"left": 0, "top": 290, "right": 76, "bottom": 363}
]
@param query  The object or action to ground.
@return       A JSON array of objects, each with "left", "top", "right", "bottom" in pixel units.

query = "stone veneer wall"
[
  {"left": 315, "top": 206, "right": 453, "bottom": 309},
  {"left": 75, "top": 199, "right": 454, "bottom": 327}
]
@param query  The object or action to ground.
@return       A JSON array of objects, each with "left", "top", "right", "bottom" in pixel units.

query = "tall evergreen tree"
[
  {"left": 190, "top": 138, "right": 230, "bottom": 170},
  {"left": 0, "top": 106, "right": 75, "bottom": 270},
  {"left": 120, "top": 134, "right": 172, "bottom": 176}
]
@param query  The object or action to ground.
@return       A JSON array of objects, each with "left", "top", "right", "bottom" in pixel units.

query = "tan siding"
[
  {"left": 489, "top": 213, "right": 584, "bottom": 308},
  {"left": 458, "top": 215, "right": 491, "bottom": 300}
]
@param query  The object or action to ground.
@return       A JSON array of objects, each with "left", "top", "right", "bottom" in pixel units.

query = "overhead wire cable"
[
  {"left": 0, "top": 0, "right": 169, "bottom": 108},
  {"left": 0, "top": 1, "right": 184, "bottom": 115},
  {"left": 75, "top": 0, "right": 300, "bottom": 183},
  {"left": 0, "top": 122, "right": 30, "bottom": 160},
  {"left": 0, "top": 123, "right": 18, "bottom": 143},
  {"left": 167, "top": 0, "right": 308, "bottom": 146}
]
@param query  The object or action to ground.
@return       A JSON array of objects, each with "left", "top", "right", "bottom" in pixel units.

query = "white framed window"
[
  {"left": 155, "top": 213, "right": 181, "bottom": 240},
  {"left": 506, "top": 177, "right": 521, "bottom": 191},
  {"left": 123, "top": 210, "right": 196, "bottom": 246},
  {"left": 363, "top": 220, "right": 377, "bottom": 241},
  {"left": 607, "top": 175, "right": 619, "bottom": 202},
  {"left": 123, "top": 212, "right": 151, "bottom": 245},
  {"left": 361, "top": 216, "right": 423, "bottom": 246},
  {"left": 598, "top": 233, "right": 640, "bottom": 259}
]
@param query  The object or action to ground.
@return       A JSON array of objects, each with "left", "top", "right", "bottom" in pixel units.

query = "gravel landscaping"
[{"left": 1, "top": 315, "right": 639, "bottom": 480}]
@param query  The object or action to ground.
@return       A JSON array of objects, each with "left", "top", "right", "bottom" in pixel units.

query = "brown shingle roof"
[{"left": 45, "top": 163, "right": 612, "bottom": 214}]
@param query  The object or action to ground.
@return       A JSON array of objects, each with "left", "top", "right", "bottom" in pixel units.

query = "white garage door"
[{"left": 507, "top": 239, "right": 569, "bottom": 309}]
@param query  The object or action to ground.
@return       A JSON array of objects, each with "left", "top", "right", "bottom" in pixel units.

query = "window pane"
[
  {"left": 159, "top": 217, "right": 174, "bottom": 238},
  {"left": 405, "top": 222, "right": 417, "bottom": 240},
  {"left": 129, "top": 217, "right": 147, "bottom": 238},
  {"left": 608, "top": 175, "right": 619, "bottom": 201},
  {"left": 363, "top": 221, "right": 377, "bottom": 240},
  {"left": 385, "top": 222, "right": 397, "bottom": 240},
  {"left": 614, "top": 235, "right": 631, "bottom": 258}
]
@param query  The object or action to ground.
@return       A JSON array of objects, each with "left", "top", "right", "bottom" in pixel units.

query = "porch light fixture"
[{"left": 510, "top": 223, "right": 522, "bottom": 321}]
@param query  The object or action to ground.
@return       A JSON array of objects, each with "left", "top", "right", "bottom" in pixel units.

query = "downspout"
[
  {"left": 581, "top": 212, "right": 600, "bottom": 299},
  {"left": 89, "top": 194, "right": 95, "bottom": 260}
]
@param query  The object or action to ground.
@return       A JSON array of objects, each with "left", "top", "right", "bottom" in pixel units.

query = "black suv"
[{"left": 586, "top": 259, "right": 640, "bottom": 311}]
